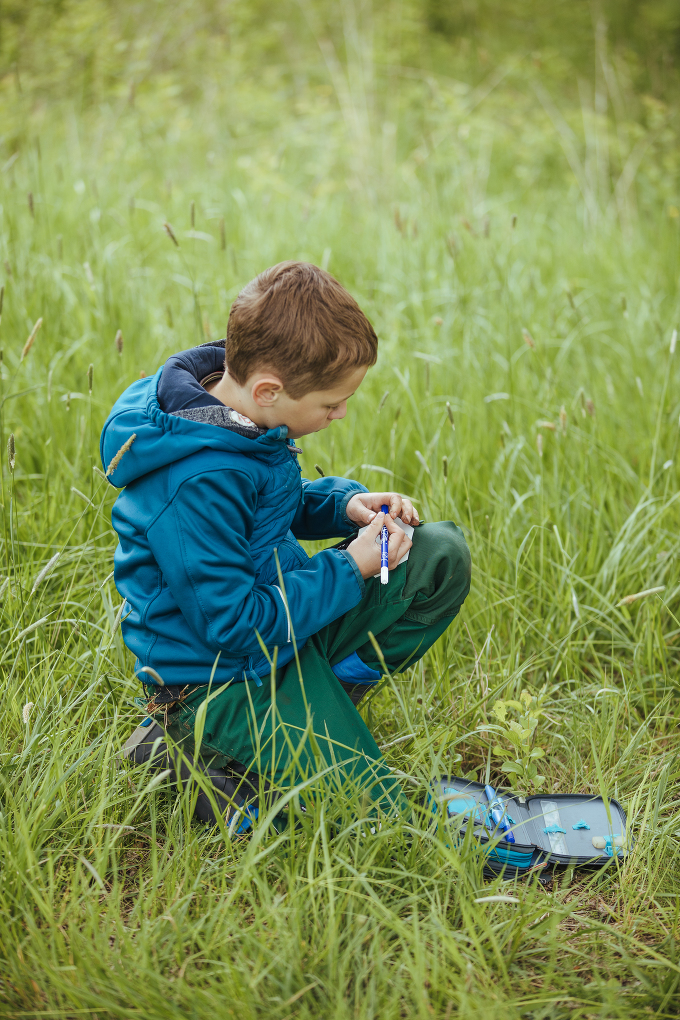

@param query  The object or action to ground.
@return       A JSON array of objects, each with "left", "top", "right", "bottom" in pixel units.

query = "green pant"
[{"left": 165, "top": 521, "right": 470, "bottom": 812}]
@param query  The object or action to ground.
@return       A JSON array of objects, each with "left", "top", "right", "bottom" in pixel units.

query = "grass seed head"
[
  {"left": 446, "top": 402, "right": 455, "bottom": 429},
  {"left": 87, "top": 364, "right": 93, "bottom": 394},
  {"left": 28, "top": 192, "right": 34, "bottom": 217},
  {"left": 22, "top": 702, "right": 34, "bottom": 724},
  {"left": 442, "top": 455, "right": 448, "bottom": 479},
  {"left": 536, "top": 433, "right": 543, "bottom": 457},
  {"left": 671, "top": 329, "right": 677, "bottom": 354},
  {"left": 106, "top": 433, "right": 137, "bottom": 477},
  {"left": 31, "top": 552, "right": 60, "bottom": 594},
  {"left": 22, "top": 317, "right": 43, "bottom": 360},
  {"left": 559, "top": 405, "right": 567, "bottom": 434},
  {"left": 0, "top": 284, "right": 4, "bottom": 317},
  {"left": 163, "top": 222, "right": 179, "bottom": 247},
  {"left": 618, "top": 586, "right": 665, "bottom": 606},
  {"left": 314, "top": 463, "right": 325, "bottom": 477},
  {"left": 7, "top": 433, "right": 15, "bottom": 472},
  {"left": 115, "top": 329, "right": 123, "bottom": 354},
  {"left": 522, "top": 328, "right": 535, "bottom": 349}
]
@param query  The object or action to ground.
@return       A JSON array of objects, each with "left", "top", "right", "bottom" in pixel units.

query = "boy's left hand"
[{"left": 345, "top": 491, "right": 420, "bottom": 527}]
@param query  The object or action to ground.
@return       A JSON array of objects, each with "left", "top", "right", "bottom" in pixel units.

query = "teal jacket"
[{"left": 101, "top": 342, "right": 367, "bottom": 686}]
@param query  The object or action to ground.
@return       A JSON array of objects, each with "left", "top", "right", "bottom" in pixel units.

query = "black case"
[{"left": 430, "top": 776, "right": 629, "bottom": 874}]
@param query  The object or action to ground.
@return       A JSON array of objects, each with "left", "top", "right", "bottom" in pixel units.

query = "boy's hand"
[
  {"left": 345, "top": 512, "right": 413, "bottom": 580},
  {"left": 346, "top": 491, "right": 420, "bottom": 527}
]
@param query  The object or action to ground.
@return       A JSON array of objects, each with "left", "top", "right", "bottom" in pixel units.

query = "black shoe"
[
  {"left": 121, "top": 719, "right": 259, "bottom": 831},
  {"left": 339, "top": 680, "right": 374, "bottom": 706}
]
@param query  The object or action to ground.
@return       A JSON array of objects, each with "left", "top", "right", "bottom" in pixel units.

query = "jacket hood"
[{"left": 100, "top": 342, "right": 290, "bottom": 488}]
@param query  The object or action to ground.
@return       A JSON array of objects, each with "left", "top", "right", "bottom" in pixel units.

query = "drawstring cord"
[{"left": 243, "top": 656, "right": 263, "bottom": 687}]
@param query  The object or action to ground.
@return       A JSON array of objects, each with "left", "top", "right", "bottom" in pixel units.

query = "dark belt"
[{"left": 142, "top": 683, "right": 200, "bottom": 715}]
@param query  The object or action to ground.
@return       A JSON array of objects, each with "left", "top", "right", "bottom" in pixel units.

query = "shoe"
[{"left": 121, "top": 719, "right": 259, "bottom": 831}]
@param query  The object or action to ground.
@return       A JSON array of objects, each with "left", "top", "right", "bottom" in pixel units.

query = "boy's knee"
[{"left": 404, "top": 520, "right": 471, "bottom": 613}]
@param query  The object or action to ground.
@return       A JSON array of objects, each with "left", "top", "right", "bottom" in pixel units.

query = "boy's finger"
[
  {"left": 400, "top": 498, "right": 415, "bottom": 524},
  {"left": 363, "top": 511, "right": 385, "bottom": 540},
  {"left": 355, "top": 502, "right": 377, "bottom": 524},
  {"left": 388, "top": 493, "right": 403, "bottom": 518},
  {"left": 383, "top": 512, "right": 403, "bottom": 534},
  {"left": 387, "top": 531, "right": 411, "bottom": 566}
]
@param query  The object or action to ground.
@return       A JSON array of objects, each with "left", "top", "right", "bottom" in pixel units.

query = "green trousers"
[{"left": 165, "top": 521, "right": 471, "bottom": 813}]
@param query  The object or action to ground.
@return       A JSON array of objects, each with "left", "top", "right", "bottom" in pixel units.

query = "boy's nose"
[{"left": 328, "top": 402, "right": 347, "bottom": 421}]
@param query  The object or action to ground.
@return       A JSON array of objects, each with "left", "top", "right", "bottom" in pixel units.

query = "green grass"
[{"left": 1, "top": 2, "right": 680, "bottom": 1017}]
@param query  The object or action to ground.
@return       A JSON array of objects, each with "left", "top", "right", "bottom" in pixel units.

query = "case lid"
[{"left": 525, "top": 794, "right": 629, "bottom": 864}]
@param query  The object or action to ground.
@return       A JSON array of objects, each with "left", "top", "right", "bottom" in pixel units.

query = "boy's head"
[{"left": 217, "top": 262, "right": 377, "bottom": 438}]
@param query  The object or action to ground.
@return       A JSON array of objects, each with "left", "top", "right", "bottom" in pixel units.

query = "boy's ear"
[{"left": 251, "top": 375, "right": 285, "bottom": 407}]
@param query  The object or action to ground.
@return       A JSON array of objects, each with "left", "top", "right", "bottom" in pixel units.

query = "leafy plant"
[{"left": 491, "top": 686, "right": 551, "bottom": 793}]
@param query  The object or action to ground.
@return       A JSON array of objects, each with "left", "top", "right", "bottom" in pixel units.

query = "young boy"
[{"left": 103, "top": 262, "right": 470, "bottom": 822}]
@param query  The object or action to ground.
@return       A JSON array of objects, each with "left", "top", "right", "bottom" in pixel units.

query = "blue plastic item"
[
  {"left": 485, "top": 784, "right": 516, "bottom": 844},
  {"left": 543, "top": 824, "right": 567, "bottom": 834},
  {"left": 234, "top": 805, "right": 259, "bottom": 835},
  {"left": 572, "top": 820, "right": 590, "bottom": 830},
  {"left": 445, "top": 795, "right": 482, "bottom": 820},
  {"left": 604, "top": 834, "right": 625, "bottom": 858}
]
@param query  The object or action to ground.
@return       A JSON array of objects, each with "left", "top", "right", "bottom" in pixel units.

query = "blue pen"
[
  {"left": 380, "top": 503, "right": 389, "bottom": 585},
  {"left": 484, "top": 784, "right": 516, "bottom": 844}
]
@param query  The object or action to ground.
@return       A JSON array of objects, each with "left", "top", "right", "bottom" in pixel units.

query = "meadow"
[{"left": 1, "top": 1, "right": 680, "bottom": 1016}]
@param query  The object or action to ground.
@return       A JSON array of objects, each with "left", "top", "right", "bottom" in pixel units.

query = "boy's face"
[
  {"left": 208, "top": 364, "right": 368, "bottom": 439},
  {"left": 273, "top": 366, "right": 367, "bottom": 439}
]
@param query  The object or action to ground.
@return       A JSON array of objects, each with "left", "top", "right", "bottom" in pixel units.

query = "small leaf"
[{"left": 492, "top": 701, "right": 507, "bottom": 723}]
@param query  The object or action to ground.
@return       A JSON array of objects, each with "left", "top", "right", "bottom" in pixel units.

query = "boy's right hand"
[{"left": 345, "top": 512, "right": 413, "bottom": 580}]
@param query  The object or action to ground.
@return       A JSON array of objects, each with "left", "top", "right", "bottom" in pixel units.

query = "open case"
[{"left": 430, "top": 776, "right": 630, "bottom": 876}]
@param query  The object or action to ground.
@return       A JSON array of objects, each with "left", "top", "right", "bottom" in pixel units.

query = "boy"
[{"left": 103, "top": 262, "right": 470, "bottom": 823}]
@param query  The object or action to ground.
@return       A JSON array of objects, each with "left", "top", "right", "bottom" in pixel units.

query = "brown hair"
[{"left": 224, "top": 261, "right": 378, "bottom": 398}]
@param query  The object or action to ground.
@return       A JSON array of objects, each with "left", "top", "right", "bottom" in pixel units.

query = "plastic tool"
[
  {"left": 484, "top": 784, "right": 515, "bottom": 843},
  {"left": 380, "top": 504, "right": 389, "bottom": 584}
]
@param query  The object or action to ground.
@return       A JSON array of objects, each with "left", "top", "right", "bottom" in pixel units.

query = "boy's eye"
[{"left": 326, "top": 404, "right": 339, "bottom": 411}]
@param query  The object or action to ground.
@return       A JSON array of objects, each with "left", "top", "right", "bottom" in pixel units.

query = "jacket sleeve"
[
  {"left": 291, "top": 476, "right": 368, "bottom": 540},
  {"left": 146, "top": 467, "right": 365, "bottom": 657}
]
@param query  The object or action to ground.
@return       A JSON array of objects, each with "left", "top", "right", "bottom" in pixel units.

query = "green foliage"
[
  {"left": 491, "top": 685, "right": 550, "bottom": 792},
  {"left": 0, "top": 2, "right": 679, "bottom": 1017}
]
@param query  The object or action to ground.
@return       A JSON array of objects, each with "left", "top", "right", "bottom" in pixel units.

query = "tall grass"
[{"left": 1, "top": 2, "right": 680, "bottom": 1017}]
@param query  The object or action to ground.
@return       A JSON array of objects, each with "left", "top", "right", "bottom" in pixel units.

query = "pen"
[
  {"left": 484, "top": 784, "right": 516, "bottom": 844},
  {"left": 380, "top": 503, "right": 389, "bottom": 585}
]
